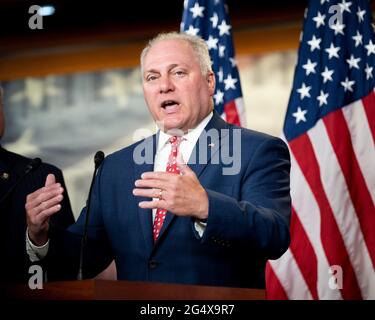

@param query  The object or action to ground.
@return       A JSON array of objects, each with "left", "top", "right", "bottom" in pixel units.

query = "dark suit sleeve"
[
  {"left": 46, "top": 161, "right": 113, "bottom": 281},
  {"left": 201, "top": 137, "right": 291, "bottom": 259}
]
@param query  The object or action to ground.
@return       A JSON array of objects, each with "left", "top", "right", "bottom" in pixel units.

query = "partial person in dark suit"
[
  {"left": 25, "top": 32, "right": 291, "bottom": 288},
  {"left": 0, "top": 87, "right": 75, "bottom": 284}
]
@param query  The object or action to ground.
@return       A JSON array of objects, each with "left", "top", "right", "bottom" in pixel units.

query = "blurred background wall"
[{"left": 1, "top": 0, "right": 368, "bottom": 217}]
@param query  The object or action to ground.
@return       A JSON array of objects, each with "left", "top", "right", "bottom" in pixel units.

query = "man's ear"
[{"left": 207, "top": 72, "right": 216, "bottom": 95}]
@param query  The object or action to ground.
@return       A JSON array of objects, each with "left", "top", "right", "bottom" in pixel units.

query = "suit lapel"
[
  {"left": 134, "top": 134, "right": 157, "bottom": 255},
  {"left": 188, "top": 112, "right": 230, "bottom": 178}
]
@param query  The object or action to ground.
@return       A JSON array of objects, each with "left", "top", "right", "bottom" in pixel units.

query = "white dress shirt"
[
  {"left": 153, "top": 112, "right": 212, "bottom": 220},
  {"left": 26, "top": 112, "right": 213, "bottom": 260}
]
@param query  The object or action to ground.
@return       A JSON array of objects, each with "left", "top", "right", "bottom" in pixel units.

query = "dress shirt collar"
[{"left": 157, "top": 111, "right": 213, "bottom": 152}]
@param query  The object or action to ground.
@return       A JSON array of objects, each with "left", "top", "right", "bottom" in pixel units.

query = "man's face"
[{"left": 142, "top": 39, "right": 215, "bottom": 133}]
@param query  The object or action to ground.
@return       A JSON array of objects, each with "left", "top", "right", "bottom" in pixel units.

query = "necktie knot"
[{"left": 169, "top": 136, "right": 182, "bottom": 146}]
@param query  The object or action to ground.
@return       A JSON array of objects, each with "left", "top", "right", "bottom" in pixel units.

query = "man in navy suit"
[
  {"left": 25, "top": 32, "right": 291, "bottom": 288},
  {"left": 0, "top": 87, "right": 75, "bottom": 284}
]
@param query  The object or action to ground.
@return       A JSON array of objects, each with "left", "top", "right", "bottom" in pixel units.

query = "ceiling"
[{"left": 0, "top": 0, "right": 307, "bottom": 40}]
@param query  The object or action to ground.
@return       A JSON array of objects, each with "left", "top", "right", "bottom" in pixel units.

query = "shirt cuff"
[{"left": 25, "top": 229, "right": 49, "bottom": 262}]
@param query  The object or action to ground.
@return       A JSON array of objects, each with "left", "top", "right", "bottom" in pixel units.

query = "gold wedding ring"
[{"left": 158, "top": 189, "right": 163, "bottom": 200}]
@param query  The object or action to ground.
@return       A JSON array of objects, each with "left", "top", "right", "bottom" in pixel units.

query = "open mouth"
[{"left": 161, "top": 100, "right": 180, "bottom": 113}]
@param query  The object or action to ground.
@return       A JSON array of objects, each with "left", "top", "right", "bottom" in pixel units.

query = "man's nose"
[{"left": 159, "top": 76, "right": 174, "bottom": 93}]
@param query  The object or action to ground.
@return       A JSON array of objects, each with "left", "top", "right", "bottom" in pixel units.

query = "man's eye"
[
  {"left": 174, "top": 71, "right": 186, "bottom": 77},
  {"left": 147, "top": 75, "right": 157, "bottom": 81}
]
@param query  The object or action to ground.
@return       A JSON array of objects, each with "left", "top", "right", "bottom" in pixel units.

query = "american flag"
[
  {"left": 181, "top": 0, "right": 245, "bottom": 126},
  {"left": 266, "top": 0, "right": 375, "bottom": 299}
]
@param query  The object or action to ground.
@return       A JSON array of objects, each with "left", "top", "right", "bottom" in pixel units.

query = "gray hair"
[{"left": 140, "top": 32, "right": 212, "bottom": 75}]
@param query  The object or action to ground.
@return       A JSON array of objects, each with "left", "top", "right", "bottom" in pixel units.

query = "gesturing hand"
[
  {"left": 25, "top": 174, "right": 64, "bottom": 246},
  {"left": 133, "top": 162, "right": 208, "bottom": 220}
]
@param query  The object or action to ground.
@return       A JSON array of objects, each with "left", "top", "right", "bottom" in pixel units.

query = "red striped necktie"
[{"left": 153, "top": 136, "right": 183, "bottom": 242}]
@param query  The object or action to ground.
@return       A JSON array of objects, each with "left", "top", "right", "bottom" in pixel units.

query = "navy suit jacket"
[
  {"left": 0, "top": 147, "right": 75, "bottom": 283},
  {"left": 48, "top": 113, "right": 291, "bottom": 288}
]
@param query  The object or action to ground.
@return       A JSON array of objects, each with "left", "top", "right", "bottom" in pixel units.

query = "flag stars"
[
  {"left": 189, "top": 2, "right": 205, "bottom": 18},
  {"left": 352, "top": 31, "right": 363, "bottom": 47},
  {"left": 217, "top": 67, "right": 224, "bottom": 82},
  {"left": 313, "top": 11, "right": 326, "bottom": 28},
  {"left": 317, "top": 90, "right": 329, "bottom": 107},
  {"left": 304, "top": 8, "right": 308, "bottom": 19},
  {"left": 365, "top": 64, "right": 373, "bottom": 80},
  {"left": 292, "top": 107, "right": 308, "bottom": 124},
  {"left": 341, "top": 77, "right": 355, "bottom": 92},
  {"left": 219, "top": 45, "right": 226, "bottom": 57},
  {"left": 346, "top": 54, "right": 361, "bottom": 69},
  {"left": 307, "top": 35, "right": 322, "bottom": 51},
  {"left": 297, "top": 83, "right": 311, "bottom": 100},
  {"left": 339, "top": 0, "right": 352, "bottom": 13},
  {"left": 206, "top": 35, "right": 219, "bottom": 50},
  {"left": 185, "top": 25, "right": 200, "bottom": 36},
  {"left": 223, "top": 74, "right": 238, "bottom": 90},
  {"left": 302, "top": 59, "right": 317, "bottom": 75},
  {"left": 321, "top": 67, "right": 334, "bottom": 83},
  {"left": 229, "top": 57, "right": 237, "bottom": 67},
  {"left": 325, "top": 43, "right": 341, "bottom": 59},
  {"left": 356, "top": 6, "right": 366, "bottom": 22},
  {"left": 210, "top": 12, "right": 219, "bottom": 28},
  {"left": 365, "top": 40, "right": 375, "bottom": 56},
  {"left": 218, "top": 20, "right": 231, "bottom": 36},
  {"left": 214, "top": 89, "right": 224, "bottom": 104},
  {"left": 330, "top": 20, "right": 345, "bottom": 36}
]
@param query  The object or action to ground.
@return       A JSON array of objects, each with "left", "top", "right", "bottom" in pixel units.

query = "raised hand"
[{"left": 25, "top": 174, "right": 64, "bottom": 246}]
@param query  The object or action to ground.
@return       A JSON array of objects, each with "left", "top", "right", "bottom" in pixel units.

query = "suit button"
[{"left": 148, "top": 260, "right": 158, "bottom": 269}]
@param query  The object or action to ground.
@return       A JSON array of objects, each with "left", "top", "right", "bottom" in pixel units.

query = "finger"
[
  {"left": 28, "top": 202, "right": 61, "bottom": 226},
  {"left": 37, "top": 204, "right": 62, "bottom": 223},
  {"left": 26, "top": 187, "right": 64, "bottom": 212},
  {"left": 27, "top": 186, "right": 63, "bottom": 208},
  {"left": 27, "top": 193, "right": 63, "bottom": 217},
  {"left": 133, "top": 188, "right": 163, "bottom": 198},
  {"left": 37, "top": 194, "right": 64, "bottom": 214},
  {"left": 141, "top": 171, "right": 173, "bottom": 180},
  {"left": 134, "top": 179, "right": 167, "bottom": 189},
  {"left": 27, "top": 183, "right": 62, "bottom": 202},
  {"left": 45, "top": 174, "right": 56, "bottom": 187},
  {"left": 138, "top": 200, "right": 168, "bottom": 210}
]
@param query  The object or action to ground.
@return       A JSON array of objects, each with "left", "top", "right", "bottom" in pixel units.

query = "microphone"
[
  {"left": 0, "top": 157, "right": 42, "bottom": 205},
  {"left": 94, "top": 151, "right": 105, "bottom": 169},
  {"left": 77, "top": 151, "right": 105, "bottom": 280}
]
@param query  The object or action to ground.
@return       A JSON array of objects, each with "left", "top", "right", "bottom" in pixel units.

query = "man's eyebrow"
[
  {"left": 144, "top": 69, "right": 159, "bottom": 74},
  {"left": 145, "top": 64, "right": 184, "bottom": 74}
]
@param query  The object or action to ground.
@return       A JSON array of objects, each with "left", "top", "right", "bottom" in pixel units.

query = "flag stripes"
[
  {"left": 291, "top": 131, "right": 363, "bottom": 299},
  {"left": 266, "top": 0, "right": 375, "bottom": 300},
  {"left": 323, "top": 107, "right": 375, "bottom": 268},
  {"left": 289, "top": 208, "right": 319, "bottom": 300}
]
